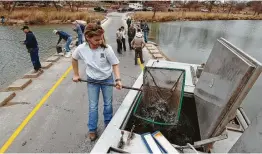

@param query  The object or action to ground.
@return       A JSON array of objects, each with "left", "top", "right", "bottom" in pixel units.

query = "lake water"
[
  {"left": 0, "top": 24, "right": 76, "bottom": 89},
  {"left": 150, "top": 20, "right": 262, "bottom": 121}
]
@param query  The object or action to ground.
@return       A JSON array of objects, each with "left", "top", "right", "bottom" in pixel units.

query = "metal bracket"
[
  {"left": 117, "top": 131, "right": 125, "bottom": 149},
  {"left": 126, "top": 125, "right": 135, "bottom": 145},
  {"left": 173, "top": 131, "right": 228, "bottom": 150},
  {"left": 190, "top": 66, "right": 197, "bottom": 85}
]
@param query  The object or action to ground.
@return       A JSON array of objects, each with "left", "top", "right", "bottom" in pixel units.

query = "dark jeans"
[
  {"left": 128, "top": 37, "right": 134, "bottom": 50},
  {"left": 122, "top": 38, "right": 126, "bottom": 51},
  {"left": 29, "top": 47, "right": 41, "bottom": 71},
  {"left": 116, "top": 39, "right": 122, "bottom": 53},
  {"left": 134, "top": 47, "right": 144, "bottom": 65},
  {"left": 144, "top": 31, "right": 148, "bottom": 43}
]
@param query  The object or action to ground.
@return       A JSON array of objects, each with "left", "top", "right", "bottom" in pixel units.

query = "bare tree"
[
  {"left": 52, "top": 2, "right": 62, "bottom": 11},
  {"left": 250, "top": 1, "right": 262, "bottom": 15},
  {"left": 192, "top": 2, "right": 201, "bottom": 11},
  {"left": 183, "top": 1, "right": 201, "bottom": 11},
  {"left": 9, "top": 1, "right": 17, "bottom": 13},
  {"left": 204, "top": 0, "right": 216, "bottom": 12},
  {"left": 144, "top": 1, "right": 168, "bottom": 19},
  {"left": 235, "top": 3, "right": 245, "bottom": 13},
  {"left": 66, "top": 2, "right": 74, "bottom": 12},
  {"left": 2, "top": 1, "right": 18, "bottom": 13},
  {"left": 227, "top": 2, "right": 236, "bottom": 15},
  {"left": 220, "top": 2, "right": 227, "bottom": 12},
  {"left": 75, "top": 2, "right": 83, "bottom": 11},
  {"left": 184, "top": 2, "right": 193, "bottom": 11}
]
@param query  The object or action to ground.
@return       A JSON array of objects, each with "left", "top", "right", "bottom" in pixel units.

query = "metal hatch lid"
[{"left": 194, "top": 38, "right": 262, "bottom": 140}]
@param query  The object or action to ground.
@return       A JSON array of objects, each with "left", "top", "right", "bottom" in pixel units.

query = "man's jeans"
[
  {"left": 144, "top": 31, "right": 148, "bottom": 43},
  {"left": 65, "top": 36, "right": 72, "bottom": 52},
  {"left": 87, "top": 75, "right": 113, "bottom": 133},
  {"left": 78, "top": 33, "right": 83, "bottom": 45}
]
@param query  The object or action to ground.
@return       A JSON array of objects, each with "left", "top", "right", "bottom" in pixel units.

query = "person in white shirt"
[
  {"left": 72, "top": 23, "right": 122, "bottom": 141},
  {"left": 120, "top": 26, "right": 126, "bottom": 52},
  {"left": 116, "top": 28, "right": 123, "bottom": 54}
]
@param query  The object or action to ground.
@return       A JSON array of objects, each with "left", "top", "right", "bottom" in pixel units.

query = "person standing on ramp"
[
  {"left": 128, "top": 24, "right": 136, "bottom": 50},
  {"left": 72, "top": 23, "right": 122, "bottom": 141},
  {"left": 131, "top": 29, "right": 145, "bottom": 65},
  {"left": 21, "top": 25, "right": 42, "bottom": 73},
  {"left": 53, "top": 29, "right": 72, "bottom": 58}
]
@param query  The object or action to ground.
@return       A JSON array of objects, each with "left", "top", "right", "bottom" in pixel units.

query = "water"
[
  {"left": 149, "top": 20, "right": 262, "bottom": 121},
  {"left": 0, "top": 24, "right": 76, "bottom": 90}
]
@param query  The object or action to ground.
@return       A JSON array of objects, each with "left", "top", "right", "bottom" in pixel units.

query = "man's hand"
[
  {"left": 72, "top": 75, "right": 81, "bottom": 82},
  {"left": 115, "top": 81, "right": 122, "bottom": 90}
]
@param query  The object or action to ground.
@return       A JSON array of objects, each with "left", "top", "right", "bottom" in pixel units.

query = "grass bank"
[
  {"left": 1, "top": 8, "right": 105, "bottom": 25},
  {"left": 133, "top": 11, "right": 262, "bottom": 22}
]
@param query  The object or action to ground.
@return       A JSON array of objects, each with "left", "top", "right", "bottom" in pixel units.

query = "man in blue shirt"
[
  {"left": 53, "top": 29, "right": 72, "bottom": 58},
  {"left": 21, "top": 25, "right": 42, "bottom": 73}
]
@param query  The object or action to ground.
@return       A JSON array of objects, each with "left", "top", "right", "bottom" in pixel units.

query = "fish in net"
[{"left": 133, "top": 66, "right": 186, "bottom": 126}]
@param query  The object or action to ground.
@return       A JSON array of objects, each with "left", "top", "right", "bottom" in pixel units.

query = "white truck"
[{"left": 129, "top": 3, "right": 143, "bottom": 11}]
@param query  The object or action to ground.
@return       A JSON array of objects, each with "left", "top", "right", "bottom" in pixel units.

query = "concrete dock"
[{"left": 0, "top": 12, "right": 163, "bottom": 153}]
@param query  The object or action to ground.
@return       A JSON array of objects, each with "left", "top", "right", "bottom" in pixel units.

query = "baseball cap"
[
  {"left": 21, "top": 25, "right": 29, "bottom": 30},
  {"left": 53, "top": 29, "right": 58, "bottom": 34}
]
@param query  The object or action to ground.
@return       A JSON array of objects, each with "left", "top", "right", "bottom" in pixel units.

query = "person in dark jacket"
[
  {"left": 126, "top": 17, "right": 131, "bottom": 29},
  {"left": 141, "top": 21, "right": 149, "bottom": 43},
  {"left": 21, "top": 25, "right": 42, "bottom": 73},
  {"left": 1, "top": 16, "right": 5, "bottom": 24},
  {"left": 96, "top": 20, "right": 101, "bottom": 26},
  {"left": 53, "top": 29, "right": 72, "bottom": 58},
  {"left": 127, "top": 24, "right": 136, "bottom": 50},
  {"left": 139, "top": 20, "right": 144, "bottom": 31}
]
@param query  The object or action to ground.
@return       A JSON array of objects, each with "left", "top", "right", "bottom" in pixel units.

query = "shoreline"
[
  {"left": 132, "top": 11, "right": 262, "bottom": 22},
  {"left": 0, "top": 9, "right": 105, "bottom": 25},
  {"left": 2, "top": 10, "right": 262, "bottom": 26}
]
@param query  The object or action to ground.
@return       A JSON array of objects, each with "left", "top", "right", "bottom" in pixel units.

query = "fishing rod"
[{"left": 79, "top": 79, "right": 142, "bottom": 91}]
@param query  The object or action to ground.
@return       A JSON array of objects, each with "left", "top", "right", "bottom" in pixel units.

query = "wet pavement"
[{"left": 0, "top": 12, "right": 151, "bottom": 153}]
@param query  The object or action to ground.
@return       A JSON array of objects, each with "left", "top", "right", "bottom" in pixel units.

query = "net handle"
[{"left": 79, "top": 79, "right": 142, "bottom": 91}]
